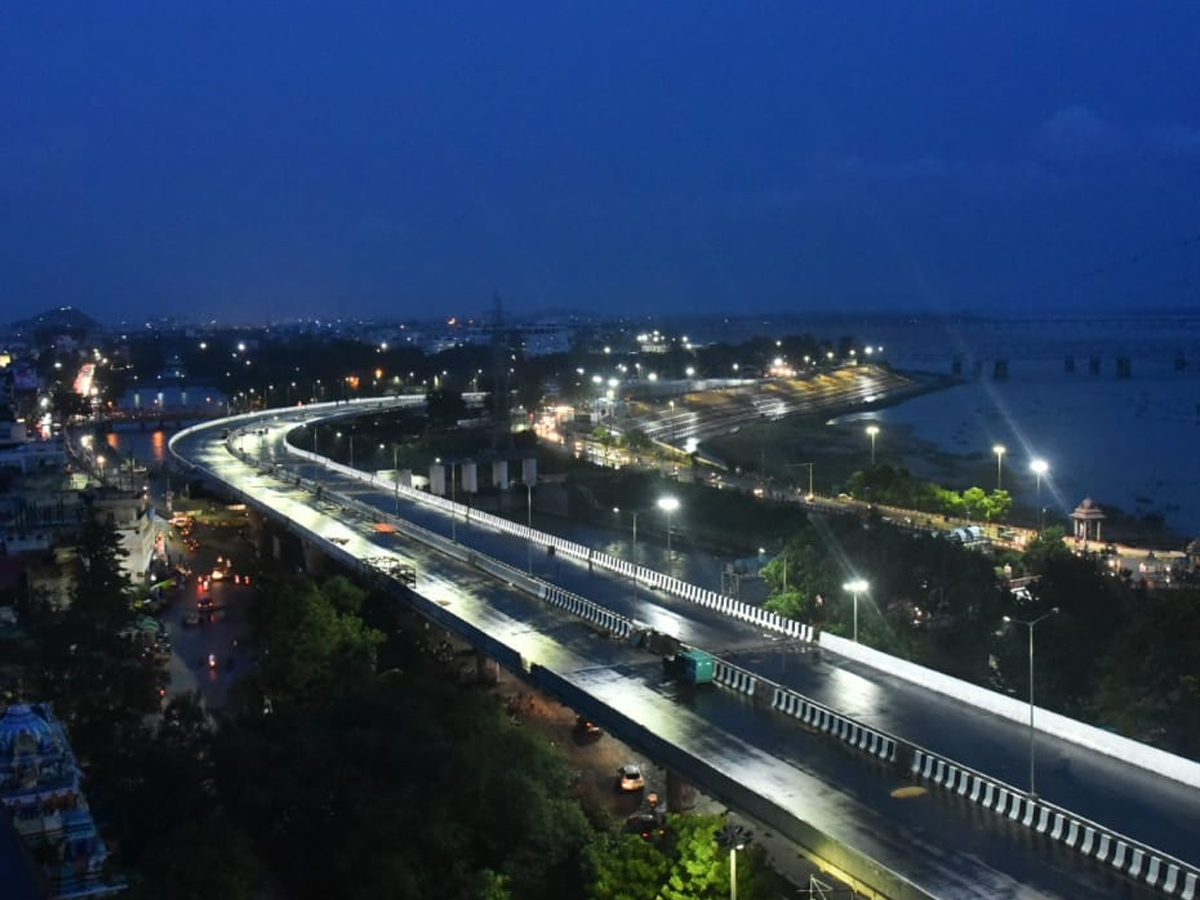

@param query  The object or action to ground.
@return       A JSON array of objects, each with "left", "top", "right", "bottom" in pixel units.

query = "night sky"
[{"left": 3, "top": 3, "right": 1200, "bottom": 324}]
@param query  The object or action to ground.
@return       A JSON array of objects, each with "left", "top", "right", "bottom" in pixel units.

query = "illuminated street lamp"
[
  {"left": 1030, "top": 459, "right": 1049, "bottom": 529},
  {"left": 1003, "top": 608, "right": 1059, "bottom": 796},
  {"left": 843, "top": 578, "right": 868, "bottom": 642},
  {"left": 993, "top": 444, "right": 1006, "bottom": 491},
  {"left": 96, "top": 454, "right": 106, "bottom": 484},
  {"left": 866, "top": 425, "right": 880, "bottom": 466},
  {"left": 657, "top": 496, "right": 680, "bottom": 556}
]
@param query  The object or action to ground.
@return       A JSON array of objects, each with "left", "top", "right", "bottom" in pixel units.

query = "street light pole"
[
  {"left": 613, "top": 507, "right": 640, "bottom": 603},
  {"left": 450, "top": 461, "right": 458, "bottom": 542},
  {"left": 993, "top": 444, "right": 1006, "bottom": 491},
  {"left": 1004, "top": 608, "right": 1059, "bottom": 797},
  {"left": 1031, "top": 458, "right": 1049, "bottom": 530},
  {"left": 866, "top": 425, "right": 879, "bottom": 466},
  {"left": 657, "top": 496, "right": 680, "bottom": 556},
  {"left": 787, "top": 461, "right": 815, "bottom": 499},
  {"left": 843, "top": 579, "right": 868, "bottom": 643},
  {"left": 718, "top": 823, "right": 751, "bottom": 900},
  {"left": 392, "top": 444, "right": 400, "bottom": 514},
  {"left": 525, "top": 482, "right": 535, "bottom": 574}
]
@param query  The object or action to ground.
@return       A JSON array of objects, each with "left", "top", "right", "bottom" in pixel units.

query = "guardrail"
[
  {"left": 703, "top": 655, "right": 1200, "bottom": 899},
  {"left": 175, "top": 411, "right": 1200, "bottom": 898},
  {"left": 225, "top": 443, "right": 641, "bottom": 644},
  {"left": 283, "top": 441, "right": 812, "bottom": 641}
]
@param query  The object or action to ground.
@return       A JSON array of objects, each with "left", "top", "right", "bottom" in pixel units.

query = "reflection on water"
[{"left": 102, "top": 428, "right": 171, "bottom": 467}]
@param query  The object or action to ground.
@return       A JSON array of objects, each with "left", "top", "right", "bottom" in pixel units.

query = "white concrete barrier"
[{"left": 820, "top": 632, "right": 1200, "bottom": 791}]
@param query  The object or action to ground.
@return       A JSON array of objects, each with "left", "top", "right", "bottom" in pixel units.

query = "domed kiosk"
[
  {"left": 1070, "top": 497, "right": 1106, "bottom": 545},
  {"left": 0, "top": 703, "right": 120, "bottom": 898}
]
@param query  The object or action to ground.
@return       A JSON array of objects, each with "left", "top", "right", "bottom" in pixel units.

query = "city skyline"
[{"left": 3, "top": 4, "right": 1199, "bottom": 325}]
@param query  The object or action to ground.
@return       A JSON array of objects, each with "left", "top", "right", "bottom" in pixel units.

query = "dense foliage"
[
  {"left": 761, "top": 511, "right": 1009, "bottom": 681},
  {"left": 22, "top": 541, "right": 777, "bottom": 899},
  {"left": 845, "top": 464, "right": 1012, "bottom": 521},
  {"left": 586, "top": 815, "right": 768, "bottom": 900},
  {"left": 761, "top": 514, "right": 1200, "bottom": 757}
]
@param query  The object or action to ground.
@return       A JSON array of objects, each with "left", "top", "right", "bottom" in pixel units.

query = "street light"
[
  {"left": 523, "top": 481, "right": 536, "bottom": 574},
  {"left": 718, "top": 823, "right": 752, "bottom": 900},
  {"left": 788, "top": 461, "right": 815, "bottom": 499},
  {"left": 866, "top": 425, "right": 880, "bottom": 466},
  {"left": 336, "top": 431, "right": 355, "bottom": 468},
  {"left": 1030, "top": 458, "right": 1049, "bottom": 529},
  {"left": 436, "top": 458, "right": 458, "bottom": 542},
  {"left": 1003, "top": 608, "right": 1060, "bottom": 797},
  {"left": 843, "top": 578, "right": 868, "bottom": 642},
  {"left": 993, "top": 444, "right": 1006, "bottom": 491},
  {"left": 657, "top": 496, "right": 680, "bottom": 556},
  {"left": 96, "top": 454, "right": 106, "bottom": 484},
  {"left": 613, "top": 507, "right": 640, "bottom": 603},
  {"left": 382, "top": 443, "right": 400, "bottom": 513}
]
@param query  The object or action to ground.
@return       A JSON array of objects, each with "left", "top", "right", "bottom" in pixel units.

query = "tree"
[
  {"left": 248, "top": 576, "right": 384, "bottom": 709},
  {"left": 763, "top": 588, "right": 810, "bottom": 621},
  {"left": 1022, "top": 525, "right": 1071, "bottom": 572},
  {"left": 585, "top": 814, "right": 771, "bottom": 900},
  {"left": 35, "top": 518, "right": 163, "bottom": 760},
  {"left": 624, "top": 429, "right": 652, "bottom": 454},
  {"left": 221, "top": 676, "right": 592, "bottom": 900},
  {"left": 69, "top": 514, "right": 135, "bottom": 633},
  {"left": 962, "top": 487, "right": 988, "bottom": 521},
  {"left": 659, "top": 815, "right": 725, "bottom": 900},
  {"left": 984, "top": 489, "right": 1012, "bottom": 522},
  {"left": 585, "top": 831, "right": 670, "bottom": 900}
]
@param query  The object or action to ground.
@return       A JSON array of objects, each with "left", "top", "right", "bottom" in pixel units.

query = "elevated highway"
[{"left": 170, "top": 400, "right": 1200, "bottom": 900}]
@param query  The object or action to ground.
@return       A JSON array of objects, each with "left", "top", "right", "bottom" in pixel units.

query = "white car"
[{"left": 617, "top": 764, "right": 645, "bottom": 792}]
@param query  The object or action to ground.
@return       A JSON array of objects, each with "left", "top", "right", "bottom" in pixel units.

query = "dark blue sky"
[{"left": 3, "top": 3, "right": 1199, "bottom": 324}]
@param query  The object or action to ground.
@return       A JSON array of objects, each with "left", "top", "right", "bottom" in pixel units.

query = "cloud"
[{"left": 1033, "top": 105, "right": 1126, "bottom": 160}]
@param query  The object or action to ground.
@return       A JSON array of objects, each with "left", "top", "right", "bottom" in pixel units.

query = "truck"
[{"left": 662, "top": 646, "right": 716, "bottom": 685}]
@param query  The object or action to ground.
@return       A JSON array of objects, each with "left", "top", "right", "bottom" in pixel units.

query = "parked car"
[
  {"left": 574, "top": 716, "right": 603, "bottom": 739},
  {"left": 625, "top": 811, "right": 667, "bottom": 839},
  {"left": 617, "top": 764, "right": 645, "bottom": 792}
]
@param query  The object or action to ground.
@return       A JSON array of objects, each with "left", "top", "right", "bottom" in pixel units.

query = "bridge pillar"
[
  {"left": 1116, "top": 356, "right": 1132, "bottom": 378},
  {"left": 665, "top": 769, "right": 696, "bottom": 813},
  {"left": 302, "top": 540, "right": 327, "bottom": 577}
]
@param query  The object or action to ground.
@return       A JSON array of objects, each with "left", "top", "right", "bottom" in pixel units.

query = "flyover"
[{"left": 170, "top": 400, "right": 1200, "bottom": 900}]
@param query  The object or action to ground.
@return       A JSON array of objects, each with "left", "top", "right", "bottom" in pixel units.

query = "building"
[
  {"left": 1070, "top": 497, "right": 1106, "bottom": 544},
  {"left": 0, "top": 703, "right": 122, "bottom": 897}
]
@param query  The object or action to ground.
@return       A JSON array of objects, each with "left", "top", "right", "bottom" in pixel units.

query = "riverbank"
[
  {"left": 704, "top": 369, "right": 1195, "bottom": 547},
  {"left": 867, "top": 369, "right": 1200, "bottom": 544}
]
